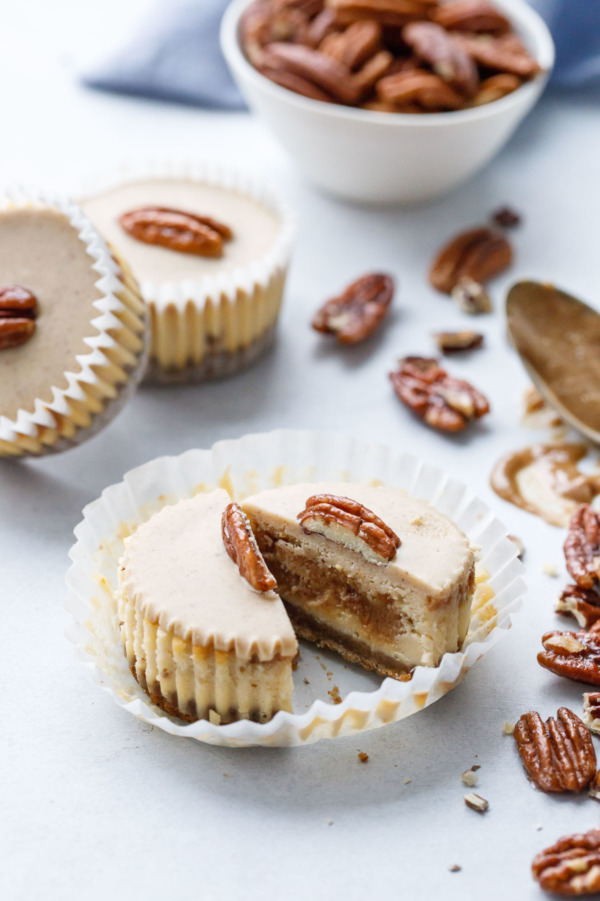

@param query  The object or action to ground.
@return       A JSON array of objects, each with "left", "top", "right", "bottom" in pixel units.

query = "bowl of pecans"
[{"left": 221, "top": 0, "right": 554, "bottom": 204}]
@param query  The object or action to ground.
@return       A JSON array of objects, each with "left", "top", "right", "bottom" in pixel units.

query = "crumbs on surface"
[
  {"left": 503, "top": 721, "right": 515, "bottom": 735},
  {"left": 542, "top": 562, "right": 559, "bottom": 577},
  {"left": 449, "top": 865, "right": 462, "bottom": 873},
  {"left": 358, "top": 752, "right": 369, "bottom": 763},
  {"left": 328, "top": 686, "right": 342, "bottom": 705}
]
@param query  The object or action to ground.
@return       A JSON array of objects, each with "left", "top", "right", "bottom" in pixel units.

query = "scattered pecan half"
[
  {"left": 514, "top": 707, "right": 596, "bottom": 793},
  {"left": 532, "top": 830, "right": 600, "bottom": 896},
  {"left": 402, "top": 21, "right": 478, "bottom": 96},
  {"left": 390, "top": 356, "right": 490, "bottom": 432},
  {"left": 583, "top": 692, "right": 600, "bottom": 736},
  {"left": 297, "top": 493, "right": 401, "bottom": 563},
  {"left": 556, "top": 584, "right": 600, "bottom": 630},
  {"left": 0, "top": 285, "right": 38, "bottom": 351},
  {"left": 312, "top": 272, "right": 394, "bottom": 343},
  {"left": 222, "top": 503, "right": 278, "bottom": 592},
  {"left": 538, "top": 628, "right": 600, "bottom": 686},
  {"left": 431, "top": 0, "right": 511, "bottom": 35},
  {"left": 433, "top": 329, "right": 483, "bottom": 354},
  {"left": 451, "top": 276, "right": 492, "bottom": 314},
  {"left": 564, "top": 505, "right": 600, "bottom": 590},
  {"left": 119, "top": 207, "right": 233, "bottom": 257},
  {"left": 429, "top": 226, "right": 513, "bottom": 294}
]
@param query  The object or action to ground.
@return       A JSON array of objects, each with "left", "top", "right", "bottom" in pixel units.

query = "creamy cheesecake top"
[
  {"left": 243, "top": 482, "right": 474, "bottom": 599},
  {"left": 0, "top": 207, "right": 103, "bottom": 422},
  {"left": 80, "top": 178, "right": 281, "bottom": 286},
  {"left": 119, "top": 489, "right": 298, "bottom": 662}
]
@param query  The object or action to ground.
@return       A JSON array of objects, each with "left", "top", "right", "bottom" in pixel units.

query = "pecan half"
[
  {"left": 451, "top": 277, "right": 492, "bottom": 314},
  {"left": 297, "top": 493, "right": 401, "bottom": 563},
  {"left": 259, "top": 64, "right": 335, "bottom": 99},
  {"left": 583, "top": 692, "right": 600, "bottom": 736},
  {"left": 432, "top": 0, "right": 511, "bottom": 35},
  {"left": 0, "top": 285, "right": 38, "bottom": 351},
  {"left": 429, "top": 226, "right": 513, "bottom": 294},
  {"left": 565, "top": 505, "right": 600, "bottom": 590},
  {"left": 222, "top": 503, "right": 278, "bottom": 592},
  {"left": 327, "top": 0, "right": 437, "bottom": 28},
  {"left": 241, "top": 0, "right": 313, "bottom": 66},
  {"left": 455, "top": 33, "right": 541, "bottom": 79},
  {"left": 119, "top": 207, "right": 232, "bottom": 257},
  {"left": 533, "top": 830, "right": 600, "bottom": 896},
  {"left": 538, "top": 628, "right": 600, "bottom": 686},
  {"left": 471, "top": 72, "right": 521, "bottom": 105},
  {"left": 390, "top": 356, "right": 490, "bottom": 432},
  {"left": 377, "top": 69, "right": 464, "bottom": 110},
  {"left": 312, "top": 272, "right": 394, "bottom": 343},
  {"left": 262, "top": 42, "right": 361, "bottom": 103},
  {"left": 514, "top": 707, "right": 597, "bottom": 793},
  {"left": 402, "top": 21, "right": 479, "bottom": 96},
  {"left": 319, "top": 18, "right": 382, "bottom": 69},
  {"left": 433, "top": 330, "right": 483, "bottom": 354},
  {"left": 556, "top": 584, "right": 600, "bottom": 630}
]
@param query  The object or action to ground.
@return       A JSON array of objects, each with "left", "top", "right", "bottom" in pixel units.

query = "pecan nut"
[
  {"left": 119, "top": 207, "right": 233, "bottom": 257},
  {"left": 390, "top": 356, "right": 490, "bottom": 432},
  {"left": 377, "top": 69, "right": 464, "bottom": 110},
  {"left": 491, "top": 205, "right": 522, "bottom": 229},
  {"left": 429, "top": 226, "right": 513, "bottom": 294},
  {"left": 538, "top": 628, "right": 600, "bottom": 686},
  {"left": 327, "top": 0, "right": 437, "bottom": 28},
  {"left": 564, "top": 505, "right": 600, "bottom": 590},
  {"left": 297, "top": 493, "right": 401, "bottom": 563},
  {"left": 402, "top": 21, "right": 479, "bottom": 96},
  {"left": 556, "top": 584, "right": 600, "bottom": 630},
  {"left": 433, "top": 330, "right": 483, "bottom": 354},
  {"left": 312, "top": 272, "right": 394, "bottom": 343},
  {"left": 514, "top": 707, "right": 597, "bottom": 793},
  {"left": 262, "top": 42, "right": 361, "bottom": 103},
  {"left": 532, "top": 830, "right": 600, "bottom": 896},
  {"left": 583, "top": 692, "right": 600, "bottom": 736},
  {"left": 0, "top": 285, "right": 38, "bottom": 351},
  {"left": 451, "top": 276, "right": 492, "bottom": 313},
  {"left": 222, "top": 503, "right": 278, "bottom": 593},
  {"left": 471, "top": 72, "right": 522, "bottom": 105},
  {"left": 319, "top": 18, "right": 381, "bottom": 69},
  {"left": 456, "top": 33, "right": 541, "bottom": 79},
  {"left": 431, "top": 0, "right": 511, "bottom": 35}
]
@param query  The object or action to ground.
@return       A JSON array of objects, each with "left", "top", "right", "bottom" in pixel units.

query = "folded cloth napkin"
[{"left": 82, "top": 0, "right": 600, "bottom": 109}]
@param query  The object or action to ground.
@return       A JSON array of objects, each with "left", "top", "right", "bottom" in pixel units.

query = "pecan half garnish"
[
  {"left": 0, "top": 285, "right": 38, "bottom": 351},
  {"left": 556, "top": 584, "right": 600, "bottom": 630},
  {"left": 402, "top": 21, "right": 478, "bottom": 96},
  {"left": 431, "top": 0, "right": 511, "bottom": 35},
  {"left": 262, "top": 42, "right": 362, "bottom": 103},
  {"left": 564, "top": 505, "right": 600, "bottom": 590},
  {"left": 429, "top": 226, "right": 513, "bottom": 294},
  {"left": 312, "top": 272, "right": 394, "bottom": 343},
  {"left": 390, "top": 356, "right": 490, "bottom": 432},
  {"left": 514, "top": 707, "right": 597, "bottom": 793},
  {"left": 532, "top": 830, "right": 600, "bottom": 896},
  {"left": 297, "top": 493, "right": 401, "bottom": 564},
  {"left": 538, "top": 627, "right": 600, "bottom": 686},
  {"left": 583, "top": 692, "right": 600, "bottom": 736},
  {"left": 119, "top": 207, "right": 233, "bottom": 257},
  {"left": 433, "top": 330, "right": 483, "bottom": 354},
  {"left": 222, "top": 503, "right": 278, "bottom": 593}
]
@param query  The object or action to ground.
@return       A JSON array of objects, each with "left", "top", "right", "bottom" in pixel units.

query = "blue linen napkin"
[{"left": 82, "top": 0, "right": 600, "bottom": 109}]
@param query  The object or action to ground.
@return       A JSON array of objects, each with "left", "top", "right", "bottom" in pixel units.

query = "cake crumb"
[
  {"left": 404, "top": 777, "right": 411, "bottom": 785},
  {"left": 541, "top": 562, "right": 559, "bottom": 577},
  {"left": 536, "top": 824, "right": 543, "bottom": 831},
  {"left": 223, "top": 773, "right": 231, "bottom": 778},
  {"left": 209, "top": 710, "right": 221, "bottom": 726},
  {"left": 328, "top": 686, "right": 342, "bottom": 705},
  {"left": 303, "top": 677, "right": 310, "bottom": 685},
  {"left": 461, "top": 769, "right": 479, "bottom": 787},
  {"left": 358, "top": 752, "right": 369, "bottom": 763},
  {"left": 502, "top": 721, "right": 515, "bottom": 735},
  {"left": 449, "top": 865, "right": 462, "bottom": 873},
  {"left": 326, "top": 819, "right": 334, "bottom": 826}
]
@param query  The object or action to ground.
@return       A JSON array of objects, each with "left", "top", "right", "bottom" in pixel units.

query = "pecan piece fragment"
[
  {"left": 565, "top": 505, "right": 600, "bottom": 590},
  {"left": 538, "top": 628, "right": 600, "bottom": 686},
  {"left": 451, "top": 277, "right": 492, "bottom": 314},
  {"left": 532, "top": 830, "right": 600, "bottom": 896},
  {"left": 402, "top": 21, "right": 479, "bottom": 96},
  {"left": 583, "top": 692, "right": 600, "bottom": 736},
  {"left": 298, "top": 493, "right": 401, "bottom": 563},
  {"left": 433, "top": 330, "right": 483, "bottom": 354},
  {"left": 390, "top": 356, "right": 490, "bottom": 432},
  {"left": 514, "top": 707, "right": 597, "bottom": 793},
  {"left": 222, "top": 503, "right": 278, "bottom": 592},
  {"left": 556, "top": 584, "right": 600, "bottom": 630},
  {"left": 429, "top": 226, "right": 513, "bottom": 294},
  {"left": 0, "top": 285, "right": 39, "bottom": 351},
  {"left": 312, "top": 272, "right": 394, "bottom": 344},
  {"left": 432, "top": 0, "right": 511, "bottom": 36},
  {"left": 119, "top": 207, "right": 232, "bottom": 257}
]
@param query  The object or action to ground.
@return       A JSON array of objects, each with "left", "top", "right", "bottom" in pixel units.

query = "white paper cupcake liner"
[
  {"left": 0, "top": 188, "right": 149, "bottom": 457},
  {"left": 77, "top": 161, "right": 295, "bottom": 382},
  {"left": 65, "top": 429, "right": 526, "bottom": 747}
]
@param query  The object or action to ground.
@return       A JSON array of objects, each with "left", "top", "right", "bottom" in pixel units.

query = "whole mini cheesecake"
[
  {"left": 116, "top": 481, "right": 475, "bottom": 724},
  {"left": 80, "top": 168, "right": 293, "bottom": 382},
  {"left": 0, "top": 194, "right": 148, "bottom": 457}
]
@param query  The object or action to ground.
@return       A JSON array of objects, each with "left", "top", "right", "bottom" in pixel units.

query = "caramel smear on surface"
[{"left": 490, "top": 443, "right": 600, "bottom": 527}]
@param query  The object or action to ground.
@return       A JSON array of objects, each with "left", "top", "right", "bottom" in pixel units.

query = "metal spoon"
[{"left": 506, "top": 280, "right": 600, "bottom": 444}]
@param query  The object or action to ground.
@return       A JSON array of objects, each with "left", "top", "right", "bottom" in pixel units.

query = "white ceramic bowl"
[{"left": 221, "top": 0, "right": 554, "bottom": 205}]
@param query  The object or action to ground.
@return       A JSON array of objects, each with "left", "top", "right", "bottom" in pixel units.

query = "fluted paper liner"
[
  {"left": 0, "top": 188, "right": 149, "bottom": 457},
  {"left": 66, "top": 430, "right": 525, "bottom": 747},
  {"left": 77, "top": 162, "right": 294, "bottom": 382}
]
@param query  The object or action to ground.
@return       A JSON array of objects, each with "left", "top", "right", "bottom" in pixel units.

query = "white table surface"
[{"left": 3, "top": 3, "right": 600, "bottom": 899}]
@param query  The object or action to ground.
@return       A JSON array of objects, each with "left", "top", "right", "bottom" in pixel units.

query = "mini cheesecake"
[
  {"left": 243, "top": 483, "right": 475, "bottom": 677},
  {"left": 116, "top": 489, "right": 298, "bottom": 724}
]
